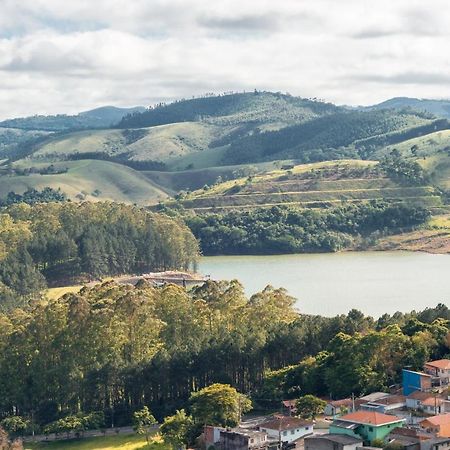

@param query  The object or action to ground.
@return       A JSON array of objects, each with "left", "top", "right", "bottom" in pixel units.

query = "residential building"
[
  {"left": 360, "top": 395, "right": 406, "bottom": 414},
  {"left": 424, "top": 361, "right": 450, "bottom": 386},
  {"left": 407, "top": 392, "right": 450, "bottom": 415},
  {"left": 420, "top": 415, "right": 450, "bottom": 438},
  {"left": 205, "top": 425, "right": 224, "bottom": 449},
  {"left": 219, "top": 429, "right": 269, "bottom": 450},
  {"left": 324, "top": 399, "right": 355, "bottom": 417},
  {"left": 259, "top": 416, "right": 313, "bottom": 445},
  {"left": 403, "top": 369, "right": 433, "bottom": 396},
  {"left": 304, "top": 434, "right": 363, "bottom": 450},
  {"left": 421, "top": 437, "right": 450, "bottom": 450},
  {"left": 359, "top": 393, "right": 390, "bottom": 403},
  {"left": 282, "top": 400, "right": 297, "bottom": 416},
  {"left": 329, "top": 410, "right": 405, "bottom": 444}
]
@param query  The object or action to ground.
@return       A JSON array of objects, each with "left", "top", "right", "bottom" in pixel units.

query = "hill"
[
  {"left": 170, "top": 160, "right": 442, "bottom": 212},
  {"left": 0, "top": 160, "right": 170, "bottom": 204},
  {"left": 0, "top": 105, "right": 145, "bottom": 131},
  {"left": 369, "top": 97, "right": 450, "bottom": 119}
]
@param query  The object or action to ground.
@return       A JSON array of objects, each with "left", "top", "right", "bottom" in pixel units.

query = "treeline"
[
  {"left": 67, "top": 152, "right": 167, "bottom": 171},
  {"left": 184, "top": 202, "right": 430, "bottom": 255},
  {"left": 222, "top": 110, "right": 432, "bottom": 165},
  {"left": 0, "top": 187, "right": 66, "bottom": 206},
  {"left": 0, "top": 279, "right": 447, "bottom": 431},
  {"left": 0, "top": 202, "right": 198, "bottom": 309}
]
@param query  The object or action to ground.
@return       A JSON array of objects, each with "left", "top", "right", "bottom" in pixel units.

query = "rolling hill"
[
  {"left": 0, "top": 91, "right": 449, "bottom": 209},
  {"left": 369, "top": 97, "right": 450, "bottom": 119},
  {"left": 0, "top": 105, "right": 145, "bottom": 131}
]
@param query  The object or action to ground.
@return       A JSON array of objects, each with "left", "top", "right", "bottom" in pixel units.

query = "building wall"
[
  {"left": 260, "top": 426, "right": 312, "bottom": 444},
  {"left": 305, "top": 437, "right": 362, "bottom": 450},
  {"left": 403, "top": 370, "right": 432, "bottom": 396},
  {"left": 330, "top": 422, "right": 403, "bottom": 444}
]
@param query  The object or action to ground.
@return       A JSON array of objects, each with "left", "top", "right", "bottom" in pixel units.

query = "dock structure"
[{"left": 116, "top": 271, "right": 210, "bottom": 288}]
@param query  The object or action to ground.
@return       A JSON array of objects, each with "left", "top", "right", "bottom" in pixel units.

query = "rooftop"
[
  {"left": 261, "top": 416, "right": 313, "bottom": 431},
  {"left": 337, "top": 411, "right": 404, "bottom": 426},
  {"left": 327, "top": 398, "right": 353, "bottom": 407},
  {"left": 305, "top": 434, "right": 362, "bottom": 445},
  {"left": 421, "top": 414, "right": 450, "bottom": 426},
  {"left": 425, "top": 359, "right": 450, "bottom": 370},
  {"left": 359, "top": 392, "right": 390, "bottom": 402}
]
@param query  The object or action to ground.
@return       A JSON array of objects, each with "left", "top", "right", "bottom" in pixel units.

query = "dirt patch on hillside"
[{"left": 374, "top": 229, "right": 450, "bottom": 254}]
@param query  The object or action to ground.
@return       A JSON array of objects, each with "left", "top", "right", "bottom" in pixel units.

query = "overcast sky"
[{"left": 0, "top": 0, "right": 449, "bottom": 119}]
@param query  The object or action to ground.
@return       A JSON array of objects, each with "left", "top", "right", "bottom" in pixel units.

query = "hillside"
[
  {"left": 0, "top": 160, "right": 170, "bottom": 204},
  {"left": 0, "top": 105, "right": 145, "bottom": 131},
  {"left": 369, "top": 97, "right": 450, "bottom": 119},
  {"left": 170, "top": 160, "right": 442, "bottom": 211}
]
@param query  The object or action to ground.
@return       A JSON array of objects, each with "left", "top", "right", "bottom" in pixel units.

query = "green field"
[
  {"left": 25, "top": 433, "right": 168, "bottom": 450},
  {"left": 1, "top": 160, "right": 170, "bottom": 204}
]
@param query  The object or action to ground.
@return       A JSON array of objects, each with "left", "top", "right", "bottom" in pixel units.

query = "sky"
[{"left": 0, "top": 0, "right": 449, "bottom": 119}]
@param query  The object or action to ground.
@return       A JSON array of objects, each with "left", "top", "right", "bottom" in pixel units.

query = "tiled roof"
[
  {"left": 425, "top": 359, "right": 450, "bottom": 370},
  {"left": 338, "top": 411, "right": 404, "bottom": 426},
  {"left": 328, "top": 398, "right": 353, "bottom": 407},
  {"left": 408, "top": 391, "right": 434, "bottom": 401},
  {"left": 371, "top": 395, "right": 405, "bottom": 405},
  {"left": 421, "top": 397, "right": 444, "bottom": 407},
  {"left": 421, "top": 414, "right": 450, "bottom": 426},
  {"left": 260, "top": 416, "right": 313, "bottom": 431}
]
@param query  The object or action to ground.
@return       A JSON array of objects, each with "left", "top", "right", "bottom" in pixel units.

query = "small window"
[
  {"left": 250, "top": 439, "right": 254, "bottom": 444},
  {"left": 305, "top": 427, "right": 309, "bottom": 430},
  {"left": 369, "top": 427, "right": 373, "bottom": 432},
  {"left": 291, "top": 430, "right": 295, "bottom": 435},
  {"left": 283, "top": 431, "right": 287, "bottom": 436}
]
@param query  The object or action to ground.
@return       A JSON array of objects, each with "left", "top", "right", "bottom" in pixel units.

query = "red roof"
[
  {"left": 421, "top": 414, "right": 450, "bottom": 426},
  {"left": 339, "top": 411, "right": 403, "bottom": 426},
  {"left": 425, "top": 360, "right": 450, "bottom": 370}
]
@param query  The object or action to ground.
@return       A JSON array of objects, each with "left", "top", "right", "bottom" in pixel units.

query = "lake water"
[{"left": 198, "top": 251, "right": 450, "bottom": 317}]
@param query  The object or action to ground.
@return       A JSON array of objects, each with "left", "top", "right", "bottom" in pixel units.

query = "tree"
[
  {"left": 0, "top": 416, "right": 30, "bottom": 438},
  {"left": 160, "top": 409, "right": 194, "bottom": 450},
  {"left": 190, "top": 384, "right": 252, "bottom": 427},
  {"left": 295, "top": 395, "right": 326, "bottom": 420},
  {"left": 133, "top": 406, "right": 156, "bottom": 444}
]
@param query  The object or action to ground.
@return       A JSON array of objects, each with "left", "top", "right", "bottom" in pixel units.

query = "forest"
[
  {"left": 0, "top": 202, "right": 198, "bottom": 310},
  {"left": 184, "top": 202, "right": 431, "bottom": 255},
  {"left": 0, "top": 279, "right": 448, "bottom": 434}
]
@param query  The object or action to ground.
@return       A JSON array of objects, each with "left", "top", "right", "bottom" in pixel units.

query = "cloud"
[{"left": 0, "top": 0, "right": 449, "bottom": 119}]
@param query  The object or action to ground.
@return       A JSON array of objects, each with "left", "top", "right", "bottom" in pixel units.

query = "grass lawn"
[
  {"left": 24, "top": 433, "right": 170, "bottom": 450},
  {"left": 46, "top": 285, "right": 84, "bottom": 300}
]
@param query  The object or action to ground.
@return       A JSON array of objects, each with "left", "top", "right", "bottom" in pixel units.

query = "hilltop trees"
[{"left": 295, "top": 395, "right": 326, "bottom": 420}]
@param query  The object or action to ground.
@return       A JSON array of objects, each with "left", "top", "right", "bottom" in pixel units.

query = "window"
[
  {"left": 250, "top": 439, "right": 254, "bottom": 444},
  {"left": 305, "top": 427, "right": 309, "bottom": 430},
  {"left": 369, "top": 427, "right": 373, "bottom": 432},
  {"left": 291, "top": 430, "right": 295, "bottom": 435},
  {"left": 283, "top": 431, "right": 287, "bottom": 436}
]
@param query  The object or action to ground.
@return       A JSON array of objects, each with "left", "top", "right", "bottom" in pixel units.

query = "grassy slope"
[
  {"left": 25, "top": 433, "right": 168, "bottom": 450},
  {"left": 173, "top": 160, "right": 441, "bottom": 211},
  {"left": 1, "top": 160, "right": 170, "bottom": 204}
]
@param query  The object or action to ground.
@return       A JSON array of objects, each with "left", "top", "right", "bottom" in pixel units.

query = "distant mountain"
[
  {"left": 368, "top": 97, "right": 450, "bottom": 119},
  {"left": 0, "top": 106, "right": 146, "bottom": 132}
]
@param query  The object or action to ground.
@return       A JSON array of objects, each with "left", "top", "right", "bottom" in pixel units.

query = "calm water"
[{"left": 198, "top": 251, "right": 450, "bottom": 317}]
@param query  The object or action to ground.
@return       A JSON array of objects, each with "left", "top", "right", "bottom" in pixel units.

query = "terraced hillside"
[{"left": 173, "top": 160, "right": 442, "bottom": 211}]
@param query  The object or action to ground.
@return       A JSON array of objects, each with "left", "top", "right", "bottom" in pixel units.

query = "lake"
[{"left": 198, "top": 251, "right": 450, "bottom": 317}]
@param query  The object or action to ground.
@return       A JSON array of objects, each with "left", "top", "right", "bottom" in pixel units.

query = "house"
[
  {"left": 360, "top": 395, "right": 406, "bottom": 414},
  {"left": 329, "top": 410, "right": 405, "bottom": 444},
  {"left": 386, "top": 427, "right": 434, "bottom": 450},
  {"left": 359, "top": 392, "right": 391, "bottom": 403},
  {"left": 423, "top": 361, "right": 450, "bottom": 386},
  {"left": 406, "top": 392, "right": 449, "bottom": 415},
  {"left": 420, "top": 414, "right": 450, "bottom": 438},
  {"left": 324, "top": 399, "right": 355, "bottom": 417},
  {"left": 205, "top": 425, "right": 225, "bottom": 449},
  {"left": 403, "top": 369, "right": 433, "bottom": 396},
  {"left": 259, "top": 416, "right": 314, "bottom": 445},
  {"left": 421, "top": 437, "right": 450, "bottom": 450},
  {"left": 304, "top": 434, "right": 363, "bottom": 450},
  {"left": 219, "top": 429, "right": 269, "bottom": 450}
]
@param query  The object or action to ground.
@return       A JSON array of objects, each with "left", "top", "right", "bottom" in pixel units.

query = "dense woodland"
[
  {"left": 0, "top": 202, "right": 198, "bottom": 310},
  {"left": 184, "top": 202, "right": 431, "bottom": 255},
  {"left": 0, "top": 279, "right": 448, "bottom": 433},
  {"left": 0, "top": 187, "right": 66, "bottom": 206}
]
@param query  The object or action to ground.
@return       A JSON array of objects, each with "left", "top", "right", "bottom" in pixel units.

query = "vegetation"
[
  {"left": 0, "top": 277, "right": 448, "bottom": 436},
  {"left": 295, "top": 395, "right": 326, "bottom": 420},
  {"left": 184, "top": 202, "right": 431, "bottom": 255},
  {"left": 0, "top": 202, "right": 198, "bottom": 309},
  {"left": 0, "top": 187, "right": 66, "bottom": 206},
  {"left": 133, "top": 407, "right": 156, "bottom": 444}
]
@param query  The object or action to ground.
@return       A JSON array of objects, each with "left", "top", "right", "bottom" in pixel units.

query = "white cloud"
[{"left": 0, "top": 0, "right": 449, "bottom": 119}]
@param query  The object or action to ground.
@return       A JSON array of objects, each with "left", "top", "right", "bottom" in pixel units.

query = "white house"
[
  {"left": 424, "top": 360, "right": 450, "bottom": 386},
  {"left": 259, "top": 416, "right": 313, "bottom": 444}
]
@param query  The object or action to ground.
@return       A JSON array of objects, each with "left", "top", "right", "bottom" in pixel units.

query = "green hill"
[
  {"left": 369, "top": 97, "right": 450, "bottom": 119},
  {"left": 0, "top": 160, "right": 169, "bottom": 204}
]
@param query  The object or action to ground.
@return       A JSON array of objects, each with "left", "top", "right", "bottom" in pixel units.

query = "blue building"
[{"left": 402, "top": 369, "right": 432, "bottom": 396}]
